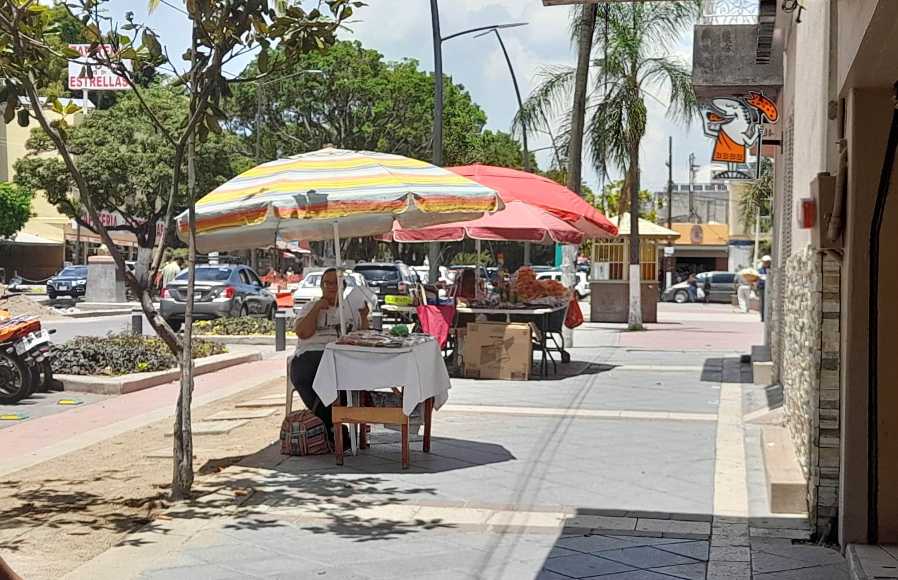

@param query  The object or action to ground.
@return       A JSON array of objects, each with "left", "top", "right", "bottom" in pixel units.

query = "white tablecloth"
[{"left": 312, "top": 340, "right": 451, "bottom": 416}]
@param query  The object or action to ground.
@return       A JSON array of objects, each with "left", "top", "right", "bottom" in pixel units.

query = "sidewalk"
[
  {"left": 0, "top": 354, "right": 288, "bottom": 478},
  {"left": 44, "top": 320, "right": 846, "bottom": 580}
]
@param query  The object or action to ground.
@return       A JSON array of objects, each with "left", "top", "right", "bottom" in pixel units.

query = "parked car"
[
  {"left": 353, "top": 262, "right": 417, "bottom": 304},
  {"left": 46, "top": 265, "right": 89, "bottom": 299},
  {"left": 410, "top": 265, "right": 450, "bottom": 287},
  {"left": 293, "top": 269, "right": 377, "bottom": 309},
  {"left": 536, "top": 270, "right": 591, "bottom": 299},
  {"left": 661, "top": 271, "right": 737, "bottom": 303},
  {"left": 159, "top": 264, "right": 275, "bottom": 332}
]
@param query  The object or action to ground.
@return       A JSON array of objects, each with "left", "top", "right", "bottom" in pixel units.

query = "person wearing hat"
[{"left": 758, "top": 255, "right": 772, "bottom": 321}]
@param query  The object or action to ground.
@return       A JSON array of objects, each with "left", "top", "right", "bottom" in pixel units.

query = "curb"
[
  {"left": 58, "top": 351, "right": 263, "bottom": 395},
  {"left": 60, "top": 309, "right": 132, "bottom": 319},
  {"left": 197, "top": 334, "right": 279, "bottom": 346}
]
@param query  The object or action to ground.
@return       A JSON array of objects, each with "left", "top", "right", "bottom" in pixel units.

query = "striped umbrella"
[{"left": 176, "top": 148, "right": 503, "bottom": 254}]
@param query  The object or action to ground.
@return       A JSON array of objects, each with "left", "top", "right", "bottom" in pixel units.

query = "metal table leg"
[{"left": 541, "top": 312, "right": 548, "bottom": 378}]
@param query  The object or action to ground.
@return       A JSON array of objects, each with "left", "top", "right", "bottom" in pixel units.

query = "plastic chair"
[{"left": 531, "top": 305, "right": 570, "bottom": 374}]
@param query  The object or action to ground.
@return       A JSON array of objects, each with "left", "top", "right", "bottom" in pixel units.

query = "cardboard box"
[{"left": 463, "top": 322, "right": 532, "bottom": 381}]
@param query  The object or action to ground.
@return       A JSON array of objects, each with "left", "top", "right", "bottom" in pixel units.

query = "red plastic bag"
[
  {"left": 416, "top": 305, "right": 457, "bottom": 348},
  {"left": 565, "top": 298, "right": 584, "bottom": 329}
]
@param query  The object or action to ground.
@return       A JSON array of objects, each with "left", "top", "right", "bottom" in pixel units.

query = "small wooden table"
[{"left": 332, "top": 393, "right": 434, "bottom": 469}]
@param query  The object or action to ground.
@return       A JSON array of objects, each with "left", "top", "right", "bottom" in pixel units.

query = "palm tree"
[{"left": 516, "top": 1, "right": 700, "bottom": 329}]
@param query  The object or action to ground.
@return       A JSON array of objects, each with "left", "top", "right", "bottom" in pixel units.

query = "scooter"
[{"left": 0, "top": 311, "right": 58, "bottom": 404}]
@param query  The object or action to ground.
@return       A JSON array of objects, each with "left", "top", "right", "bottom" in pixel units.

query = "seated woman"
[
  {"left": 291, "top": 268, "right": 369, "bottom": 444},
  {"left": 447, "top": 268, "right": 477, "bottom": 305}
]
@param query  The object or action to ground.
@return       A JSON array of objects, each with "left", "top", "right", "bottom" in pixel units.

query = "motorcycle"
[{"left": 0, "top": 310, "right": 58, "bottom": 404}]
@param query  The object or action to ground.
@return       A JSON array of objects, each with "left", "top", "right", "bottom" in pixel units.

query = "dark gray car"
[
  {"left": 661, "top": 271, "right": 737, "bottom": 303},
  {"left": 159, "top": 264, "right": 275, "bottom": 331}
]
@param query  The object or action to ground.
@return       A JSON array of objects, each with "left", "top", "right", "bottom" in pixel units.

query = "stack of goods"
[
  {"left": 511, "top": 267, "right": 571, "bottom": 306},
  {"left": 336, "top": 330, "right": 434, "bottom": 348}
]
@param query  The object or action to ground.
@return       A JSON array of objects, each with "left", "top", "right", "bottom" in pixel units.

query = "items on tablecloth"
[{"left": 336, "top": 330, "right": 434, "bottom": 348}]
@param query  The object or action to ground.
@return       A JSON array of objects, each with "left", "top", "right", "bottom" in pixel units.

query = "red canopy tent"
[
  {"left": 447, "top": 164, "right": 619, "bottom": 239},
  {"left": 378, "top": 200, "right": 584, "bottom": 245}
]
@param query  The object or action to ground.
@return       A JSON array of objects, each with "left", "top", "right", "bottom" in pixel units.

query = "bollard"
[
  {"left": 371, "top": 310, "right": 383, "bottom": 331},
  {"left": 275, "top": 309, "right": 287, "bottom": 352},
  {"left": 131, "top": 309, "right": 143, "bottom": 335}
]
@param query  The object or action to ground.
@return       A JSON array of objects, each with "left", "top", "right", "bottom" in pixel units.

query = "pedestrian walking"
[
  {"left": 758, "top": 255, "right": 771, "bottom": 321},
  {"left": 735, "top": 272, "right": 753, "bottom": 313},
  {"left": 687, "top": 273, "right": 697, "bottom": 303}
]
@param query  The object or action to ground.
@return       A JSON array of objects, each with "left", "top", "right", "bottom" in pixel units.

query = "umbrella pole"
[
  {"left": 475, "top": 238, "right": 482, "bottom": 299},
  {"left": 333, "top": 220, "right": 357, "bottom": 456}
]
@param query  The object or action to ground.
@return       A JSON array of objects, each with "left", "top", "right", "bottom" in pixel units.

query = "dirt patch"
[
  {"left": 0, "top": 377, "right": 290, "bottom": 580},
  {"left": 0, "top": 288, "right": 66, "bottom": 320}
]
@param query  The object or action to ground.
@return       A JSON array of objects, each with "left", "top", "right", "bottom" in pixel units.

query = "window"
[
  {"left": 354, "top": 266, "right": 400, "bottom": 282},
  {"left": 304, "top": 274, "right": 322, "bottom": 287},
  {"left": 246, "top": 269, "right": 263, "bottom": 286},
  {"left": 58, "top": 266, "right": 88, "bottom": 278},
  {"left": 238, "top": 269, "right": 251, "bottom": 285},
  {"left": 176, "top": 267, "right": 232, "bottom": 282},
  {"left": 712, "top": 273, "right": 735, "bottom": 284}
]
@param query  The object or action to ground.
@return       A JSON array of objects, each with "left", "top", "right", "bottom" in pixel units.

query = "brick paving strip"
[{"left": 441, "top": 404, "right": 718, "bottom": 422}]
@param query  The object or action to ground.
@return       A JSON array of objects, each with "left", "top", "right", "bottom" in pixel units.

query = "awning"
[{"left": 5, "top": 232, "right": 63, "bottom": 246}]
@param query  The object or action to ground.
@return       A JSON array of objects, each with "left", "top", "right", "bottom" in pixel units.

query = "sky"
[{"left": 113, "top": 0, "right": 714, "bottom": 192}]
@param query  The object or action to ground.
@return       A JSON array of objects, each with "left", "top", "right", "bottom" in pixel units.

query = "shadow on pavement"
[{"left": 701, "top": 357, "right": 753, "bottom": 384}]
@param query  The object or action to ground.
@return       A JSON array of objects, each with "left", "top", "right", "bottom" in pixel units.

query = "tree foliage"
[
  {"left": 515, "top": 2, "right": 699, "bottom": 214},
  {"left": 590, "top": 180, "right": 657, "bottom": 222},
  {"left": 226, "top": 41, "right": 531, "bottom": 168},
  {"left": 0, "top": 183, "right": 34, "bottom": 239},
  {"left": 738, "top": 158, "right": 773, "bottom": 234},
  {"left": 14, "top": 85, "right": 252, "bottom": 248}
]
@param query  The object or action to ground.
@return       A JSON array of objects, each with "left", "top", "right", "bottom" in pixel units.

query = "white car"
[
  {"left": 293, "top": 269, "right": 377, "bottom": 309},
  {"left": 411, "top": 265, "right": 450, "bottom": 286},
  {"left": 536, "top": 270, "right": 591, "bottom": 299}
]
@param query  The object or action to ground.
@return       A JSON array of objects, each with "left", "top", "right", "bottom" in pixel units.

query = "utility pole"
[
  {"left": 428, "top": 0, "right": 443, "bottom": 284},
  {"left": 666, "top": 137, "right": 673, "bottom": 228},
  {"left": 688, "top": 153, "right": 699, "bottom": 224}
]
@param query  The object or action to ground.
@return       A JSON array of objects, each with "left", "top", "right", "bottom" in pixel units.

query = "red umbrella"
[
  {"left": 448, "top": 165, "right": 619, "bottom": 239},
  {"left": 378, "top": 200, "right": 584, "bottom": 244}
]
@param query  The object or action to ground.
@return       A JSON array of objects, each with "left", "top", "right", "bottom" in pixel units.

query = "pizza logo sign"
[{"left": 700, "top": 91, "right": 778, "bottom": 180}]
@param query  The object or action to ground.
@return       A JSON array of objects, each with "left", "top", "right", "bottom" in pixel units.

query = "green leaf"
[
  {"left": 49, "top": 97, "right": 64, "bottom": 114},
  {"left": 141, "top": 30, "right": 162, "bottom": 58},
  {"left": 205, "top": 113, "right": 222, "bottom": 135},
  {"left": 258, "top": 49, "right": 269, "bottom": 73},
  {"left": 64, "top": 103, "right": 82, "bottom": 115},
  {"left": 27, "top": 4, "right": 48, "bottom": 12},
  {"left": 60, "top": 47, "right": 81, "bottom": 59}
]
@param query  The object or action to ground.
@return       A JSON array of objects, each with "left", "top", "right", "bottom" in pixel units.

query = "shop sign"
[
  {"left": 68, "top": 44, "right": 132, "bottom": 91},
  {"left": 690, "top": 225, "right": 704, "bottom": 244},
  {"left": 77, "top": 210, "right": 165, "bottom": 238},
  {"left": 700, "top": 91, "right": 778, "bottom": 181}
]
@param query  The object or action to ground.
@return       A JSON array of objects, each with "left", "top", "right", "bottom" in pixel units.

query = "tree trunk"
[
  {"left": 562, "top": 3, "right": 598, "bottom": 347},
  {"left": 172, "top": 35, "right": 199, "bottom": 501},
  {"left": 627, "top": 137, "right": 643, "bottom": 330}
]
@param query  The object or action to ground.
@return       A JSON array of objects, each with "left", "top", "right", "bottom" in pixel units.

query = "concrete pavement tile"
[
  {"left": 182, "top": 543, "right": 283, "bottom": 564},
  {"left": 548, "top": 546, "right": 581, "bottom": 559},
  {"left": 752, "top": 564, "right": 849, "bottom": 580},
  {"left": 709, "top": 546, "right": 751, "bottom": 562},
  {"left": 556, "top": 535, "right": 640, "bottom": 554},
  {"left": 751, "top": 543, "right": 846, "bottom": 566},
  {"left": 141, "top": 564, "right": 247, "bottom": 580},
  {"left": 537, "top": 571, "right": 573, "bottom": 580},
  {"left": 651, "top": 562, "right": 708, "bottom": 580},
  {"left": 605, "top": 535, "right": 693, "bottom": 547},
  {"left": 655, "top": 541, "right": 710, "bottom": 561},
  {"left": 542, "top": 553, "right": 635, "bottom": 578},
  {"left": 636, "top": 518, "right": 711, "bottom": 536},
  {"left": 707, "top": 560, "right": 751, "bottom": 579},
  {"left": 751, "top": 551, "right": 834, "bottom": 574},
  {"left": 566, "top": 515, "right": 638, "bottom": 531},
  {"left": 585, "top": 571, "right": 678, "bottom": 580},
  {"left": 599, "top": 546, "right": 698, "bottom": 569}
]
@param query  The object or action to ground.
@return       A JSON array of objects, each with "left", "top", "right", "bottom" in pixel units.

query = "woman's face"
[{"left": 321, "top": 271, "right": 339, "bottom": 305}]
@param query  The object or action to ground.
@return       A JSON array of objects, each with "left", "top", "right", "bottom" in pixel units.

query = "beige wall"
[{"left": 0, "top": 107, "right": 83, "bottom": 243}]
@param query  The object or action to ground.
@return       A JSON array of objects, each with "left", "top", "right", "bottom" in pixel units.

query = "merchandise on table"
[{"left": 336, "top": 330, "right": 434, "bottom": 348}]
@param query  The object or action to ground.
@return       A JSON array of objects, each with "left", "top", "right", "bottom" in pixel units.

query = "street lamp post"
[{"left": 428, "top": 1, "right": 529, "bottom": 278}]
